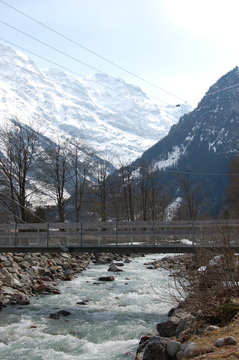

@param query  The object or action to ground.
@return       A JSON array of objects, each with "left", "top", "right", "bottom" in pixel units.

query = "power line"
[
  {"left": 123, "top": 163, "right": 239, "bottom": 177},
  {"left": 0, "top": 0, "right": 186, "bottom": 103},
  {"left": 0, "top": 20, "right": 112, "bottom": 80},
  {"left": 206, "top": 83, "right": 239, "bottom": 96},
  {"left": 0, "top": 36, "right": 174, "bottom": 105},
  {"left": 0, "top": 37, "right": 139, "bottom": 97},
  {"left": 0, "top": 20, "right": 170, "bottom": 104}
]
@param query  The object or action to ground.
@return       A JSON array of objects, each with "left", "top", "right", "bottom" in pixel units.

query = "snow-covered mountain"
[
  {"left": 132, "top": 67, "right": 239, "bottom": 214},
  {"left": 0, "top": 42, "right": 191, "bottom": 165}
]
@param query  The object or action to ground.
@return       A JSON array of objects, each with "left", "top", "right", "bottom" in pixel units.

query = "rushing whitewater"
[{"left": 0, "top": 254, "right": 175, "bottom": 360}]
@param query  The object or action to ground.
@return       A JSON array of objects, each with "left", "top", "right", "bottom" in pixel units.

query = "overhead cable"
[
  {"left": 0, "top": 0, "right": 186, "bottom": 103},
  {"left": 0, "top": 36, "right": 173, "bottom": 105},
  {"left": 122, "top": 163, "right": 239, "bottom": 177},
  {"left": 206, "top": 83, "right": 239, "bottom": 96}
]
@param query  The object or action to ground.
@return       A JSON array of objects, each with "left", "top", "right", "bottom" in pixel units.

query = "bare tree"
[
  {"left": 0, "top": 118, "right": 40, "bottom": 222},
  {"left": 68, "top": 143, "right": 92, "bottom": 222},
  {"left": 177, "top": 173, "right": 206, "bottom": 220},
  {"left": 94, "top": 161, "right": 108, "bottom": 221},
  {"left": 226, "top": 155, "right": 239, "bottom": 218},
  {"left": 134, "top": 164, "right": 169, "bottom": 221},
  {"left": 118, "top": 165, "right": 135, "bottom": 221},
  {"left": 89, "top": 153, "right": 115, "bottom": 221},
  {"left": 41, "top": 141, "right": 71, "bottom": 222}
]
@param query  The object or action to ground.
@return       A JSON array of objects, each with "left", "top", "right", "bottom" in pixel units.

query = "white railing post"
[
  {"left": 14, "top": 223, "right": 18, "bottom": 248},
  {"left": 115, "top": 221, "right": 118, "bottom": 246},
  {"left": 46, "top": 223, "right": 49, "bottom": 247}
]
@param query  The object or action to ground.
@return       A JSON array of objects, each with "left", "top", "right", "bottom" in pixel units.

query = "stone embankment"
[{"left": 0, "top": 252, "right": 124, "bottom": 308}]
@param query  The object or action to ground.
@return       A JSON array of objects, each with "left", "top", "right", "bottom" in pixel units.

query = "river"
[{"left": 0, "top": 254, "right": 175, "bottom": 360}]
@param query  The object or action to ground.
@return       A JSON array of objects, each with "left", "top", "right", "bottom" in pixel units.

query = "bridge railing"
[{"left": 0, "top": 220, "right": 239, "bottom": 250}]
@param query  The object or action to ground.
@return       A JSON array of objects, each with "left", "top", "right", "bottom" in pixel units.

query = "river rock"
[
  {"left": 168, "top": 307, "right": 176, "bottom": 317},
  {"left": 176, "top": 319, "right": 188, "bottom": 338},
  {"left": 43, "top": 271, "right": 54, "bottom": 280},
  {"left": 98, "top": 276, "right": 115, "bottom": 281},
  {"left": 13, "top": 255, "right": 24, "bottom": 263},
  {"left": 18, "top": 298, "right": 30, "bottom": 305},
  {"left": 108, "top": 263, "right": 123, "bottom": 272},
  {"left": 34, "top": 282, "right": 61, "bottom": 294},
  {"left": 64, "top": 268, "right": 75, "bottom": 276},
  {"left": 76, "top": 301, "right": 88, "bottom": 305},
  {"left": 124, "top": 258, "right": 131, "bottom": 263},
  {"left": 57, "top": 310, "right": 71, "bottom": 316},
  {"left": 157, "top": 320, "right": 178, "bottom": 338},
  {"left": 113, "top": 262, "right": 124, "bottom": 267},
  {"left": 23, "top": 255, "right": 35, "bottom": 266},
  {"left": 0, "top": 254, "right": 8, "bottom": 262},
  {"left": 1, "top": 260, "right": 12, "bottom": 267},
  {"left": 49, "top": 312, "right": 60, "bottom": 319},
  {"left": 214, "top": 336, "right": 237, "bottom": 347},
  {"left": 94, "top": 255, "right": 112, "bottom": 264},
  {"left": 206, "top": 325, "right": 220, "bottom": 331},
  {"left": 195, "top": 309, "right": 204, "bottom": 320},
  {"left": 142, "top": 336, "right": 170, "bottom": 360},
  {"left": 7, "top": 261, "right": 21, "bottom": 273},
  {"left": 183, "top": 343, "right": 214, "bottom": 358},
  {"left": 182, "top": 342, "right": 197, "bottom": 358},
  {"left": 224, "top": 336, "right": 237, "bottom": 345},
  {"left": 2, "top": 272, "right": 15, "bottom": 287},
  {"left": 166, "top": 340, "right": 181, "bottom": 357},
  {"left": 41, "top": 276, "right": 53, "bottom": 282},
  {"left": 18, "top": 261, "right": 31, "bottom": 269},
  {"left": 62, "top": 262, "right": 71, "bottom": 270}
]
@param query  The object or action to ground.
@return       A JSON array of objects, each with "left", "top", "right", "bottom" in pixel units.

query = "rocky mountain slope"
[
  {"left": 133, "top": 67, "right": 239, "bottom": 214},
  {"left": 0, "top": 42, "right": 191, "bottom": 165}
]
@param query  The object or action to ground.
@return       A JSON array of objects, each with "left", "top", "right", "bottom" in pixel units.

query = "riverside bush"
[{"left": 172, "top": 247, "right": 239, "bottom": 325}]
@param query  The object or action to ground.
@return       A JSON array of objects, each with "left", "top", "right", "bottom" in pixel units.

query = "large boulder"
[
  {"left": 156, "top": 320, "right": 178, "bottom": 338},
  {"left": 142, "top": 336, "right": 171, "bottom": 360}
]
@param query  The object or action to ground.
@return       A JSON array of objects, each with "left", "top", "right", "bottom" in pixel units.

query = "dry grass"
[{"left": 189, "top": 314, "right": 239, "bottom": 359}]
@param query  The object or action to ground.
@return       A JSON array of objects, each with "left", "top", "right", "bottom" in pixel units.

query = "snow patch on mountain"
[
  {"left": 165, "top": 197, "right": 182, "bottom": 220},
  {"left": 154, "top": 145, "right": 186, "bottom": 170},
  {"left": 0, "top": 42, "right": 192, "bottom": 166}
]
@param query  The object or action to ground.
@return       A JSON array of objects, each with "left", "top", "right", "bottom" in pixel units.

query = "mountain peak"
[
  {"left": 0, "top": 41, "right": 191, "bottom": 165},
  {"left": 0, "top": 42, "right": 41, "bottom": 76},
  {"left": 205, "top": 66, "right": 239, "bottom": 97},
  {"left": 133, "top": 67, "right": 239, "bottom": 214}
]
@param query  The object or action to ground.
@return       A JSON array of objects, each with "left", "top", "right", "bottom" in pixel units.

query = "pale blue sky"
[{"left": 0, "top": 0, "right": 239, "bottom": 107}]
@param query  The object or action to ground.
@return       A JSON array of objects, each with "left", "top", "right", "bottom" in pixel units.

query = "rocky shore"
[
  {"left": 1, "top": 251, "right": 238, "bottom": 359},
  {"left": 135, "top": 254, "right": 239, "bottom": 360},
  {"left": 0, "top": 251, "right": 126, "bottom": 308}
]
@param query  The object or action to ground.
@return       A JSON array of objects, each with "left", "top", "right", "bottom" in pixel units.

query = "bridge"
[{"left": 0, "top": 220, "right": 238, "bottom": 254}]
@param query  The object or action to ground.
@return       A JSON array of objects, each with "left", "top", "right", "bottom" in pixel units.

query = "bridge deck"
[
  {"left": 0, "top": 220, "right": 238, "bottom": 253},
  {"left": 0, "top": 245, "right": 239, "bottom": 254}
]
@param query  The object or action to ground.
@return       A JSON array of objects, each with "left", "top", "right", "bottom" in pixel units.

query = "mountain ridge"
[
  {"left": 132, "top": 67, "right": 239, "bottom": 214},
  {"left": 0, "top": 42, "right": 191, "bottom": 166}
]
